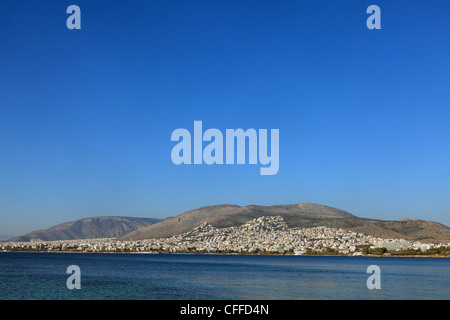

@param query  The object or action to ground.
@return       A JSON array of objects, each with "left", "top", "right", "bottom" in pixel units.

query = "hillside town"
[{"left": 1, "top": 216, "right": 448, "bottom": 255}]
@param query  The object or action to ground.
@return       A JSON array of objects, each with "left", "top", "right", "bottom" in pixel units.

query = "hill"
[
  {"left": 0, "top": 234, "right": 16, "bottom": 241},
  {"left": 9, "top": 216, "right": 162, "bottom": 242},
  {"left": 9, "top": 203, "right": 450, "bottom": 243},
  {"left": 120, "top": 203, "right": 353, "bottom": 240},
  {"left": 120, "top": 203, "right": 450, "bottom": 243}
]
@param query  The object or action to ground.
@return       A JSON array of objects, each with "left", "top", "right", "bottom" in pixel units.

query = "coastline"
[{"left": 1, "top": 250, "right": 448, "bottom": 258}]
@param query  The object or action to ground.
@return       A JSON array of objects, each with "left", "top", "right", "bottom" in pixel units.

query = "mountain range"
[
  {"left": 121, "top": 203, "right": 353, "bottom": 240},
  {"left": 6, "top": 203, "right": 450, "bottom": 243},
  {"left": 8, "top": 216, "right": 162, "bottom": 242}
]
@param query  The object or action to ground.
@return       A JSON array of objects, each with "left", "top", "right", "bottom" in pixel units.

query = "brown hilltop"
[
  {"left": 9, "top": 216, "right": 162, "bottom": 242},
  {"left": 120, "top": 202, "right": 355, "bottom": 240},
  {"left": 120, "top": 203, "right": 450, "bottom": 243},
  {"left": 9, "top": 203, "right": 449, "bottom": 243}
]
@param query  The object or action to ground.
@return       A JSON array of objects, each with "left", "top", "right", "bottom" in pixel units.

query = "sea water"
[{"left": 0, "top": 252, "right": 448, "bottom": 300}]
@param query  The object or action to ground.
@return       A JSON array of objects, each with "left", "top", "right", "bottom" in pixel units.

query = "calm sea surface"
[{"left": 0, "top": 252, "right": 448, "bottom": 299}]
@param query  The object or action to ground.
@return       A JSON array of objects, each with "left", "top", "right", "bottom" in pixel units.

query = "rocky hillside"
[
  {"left": 120, "top": 203, "right": 354, "bottom": 240},
  {"left": 120, "top": 203, "right": 450, "bottom": 243}
]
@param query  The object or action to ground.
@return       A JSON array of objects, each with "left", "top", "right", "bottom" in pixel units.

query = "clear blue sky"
[{"left": 1, "top": 0, "right": 449, "bottom": 235}]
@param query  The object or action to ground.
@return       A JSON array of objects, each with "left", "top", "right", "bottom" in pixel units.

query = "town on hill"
[
  {"left": 2, "top": 216, "right": 449, "bottom": 256},
  {"left": 6, "top": 203, "right": 450, "bottom": 245}
]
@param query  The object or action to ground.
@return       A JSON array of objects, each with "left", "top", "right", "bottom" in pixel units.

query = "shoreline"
[{"left": 1, "top": 250, "right": 448, "bottom": 258}]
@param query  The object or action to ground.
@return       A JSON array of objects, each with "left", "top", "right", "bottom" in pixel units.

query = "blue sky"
[{"left": 1, "top": 0, "right": 449, "bottom": 235}]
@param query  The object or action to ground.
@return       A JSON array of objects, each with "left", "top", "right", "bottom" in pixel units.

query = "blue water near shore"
[{"left": 0, "top": 252, "right": 448, "bottom": 299}]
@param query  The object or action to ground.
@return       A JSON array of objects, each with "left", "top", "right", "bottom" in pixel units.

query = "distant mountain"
[
  {"left": 9, "top": 216, "right": 162, "bottom": 242},
  {"left": 120, "top": 203, "right": 355, "bottom": 240},
  {"left": 8, "top": 203, "right": 450, "bottom": 243},
  {"left": 345, "top": 219, "right": 450, "bottom": 243},
  {"left": 0, "top": 234, "right": 16, "bottom": 241},
  {"left": 120, "top": 203, "right": 450, "bottom": 243}
]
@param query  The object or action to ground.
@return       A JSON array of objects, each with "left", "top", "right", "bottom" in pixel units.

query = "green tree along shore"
[{"left": 304, "top": 245, "right": 450, "bottom": 257}]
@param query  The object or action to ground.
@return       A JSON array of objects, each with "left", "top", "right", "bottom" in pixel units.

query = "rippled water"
[{"left": 0, "top": 252, "right": 448, "bottom": 299}]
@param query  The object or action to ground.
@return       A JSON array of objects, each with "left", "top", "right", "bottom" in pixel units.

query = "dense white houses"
[{"left": 1, "top": 216, "right": 447, "bottom": 255}]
